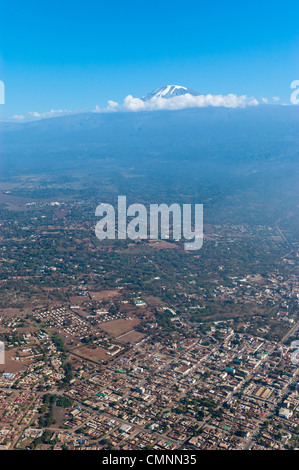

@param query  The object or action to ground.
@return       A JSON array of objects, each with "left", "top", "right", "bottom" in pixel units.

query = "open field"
[
  {"left": 0, "top": 193, "right": 37, "bottom": 208},
  {"left": 116, "top": 330, "right": 145, "bottom": 344},
  {"left": 148, "top": 240, "right": 179, "bottom": 250},
  {"left": 89, "top": 290, "right": 122, "bottom": 301},
  {"left": 0, "top": 308, "right": 25, "bottom": 319},
  {"left": 142, "top": 295, "right": 162, "bottom": 307},
  {"left": 69, "top": 295, "right": 89, "bottom": 305},
  {"left": 99, "top": 317, "right": 141, "bottom": 337},
  {"left": 0, "top": 347, "right": 29, "bottom": 373},
  {"left": 70, "top": 346, "right": 109, "bottom": 362}
]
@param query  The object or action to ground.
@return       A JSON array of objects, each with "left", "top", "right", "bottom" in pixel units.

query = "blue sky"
[{"left": 0, "top": 0, "right": 298, "bottom": 118}]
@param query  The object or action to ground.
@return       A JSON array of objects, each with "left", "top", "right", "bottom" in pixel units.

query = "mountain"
[
  {"left": 1, "top": 106, "right": 298, "bottom": 162},
  {"left": 0, "top": 106, "right": 298, "bottom": 186},
  {"left": 0, "top": 105, "right": 297, "bottom": 226},
  {"left": 141, "top": 85, "right": 200, "bottom": 101}
]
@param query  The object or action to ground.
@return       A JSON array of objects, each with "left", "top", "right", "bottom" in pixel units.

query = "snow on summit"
[
  {"left": 141, "top": 85, "right": 200, "bottom": 101},
  {"left": 91, "top": 85, "right": 259, "bottom": 114}
]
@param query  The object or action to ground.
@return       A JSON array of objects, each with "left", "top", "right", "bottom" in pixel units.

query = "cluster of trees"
[
  {"left": 29, "top": 429, "right": 55, "bottom": 450},
  {"left": 56, "top": 395, "right": 73, "bottom": 408},
  {"left": 155, "top": 308, "right": 174, "bottom": 332},
  {"left": 61, "top": 361, "right": 73, "bottom": 386},
  {"left": 173, "top": 396, "right": 218, "bottom": 421},
  {"left": 38, "top": 394, "right": 56, "bottom": 428}
]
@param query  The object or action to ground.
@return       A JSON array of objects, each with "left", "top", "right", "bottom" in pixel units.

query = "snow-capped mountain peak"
[{"left": 141, "top": 85, "right": 199, "bottom": 101}]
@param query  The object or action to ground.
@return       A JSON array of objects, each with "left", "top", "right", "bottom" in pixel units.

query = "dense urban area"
[{"left": 0, "top": 171, "right": 298, "bottom": 451}]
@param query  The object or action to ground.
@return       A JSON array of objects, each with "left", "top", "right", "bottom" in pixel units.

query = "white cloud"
[
  {"left": 95, "top": 93, "right": 260, "bottom": 113},
  {"left": 7, "top": 91, "right": 262, "bottom": 122},
  {"left": 107, "top": 100, "right": 119, "bottom": 109},
  {"left": 93, "top": 100, "right": 119, "bottom": 113},
  {"left": 28, "top": 111, "right": 42, "bottom": 118},
  {"left": 27, "top": 109, "right": 72, "bottom": 119},
  {"left": 261, "top": 97, "right": 269, "bottom": 104},
  {"left": 272, "top": 96, "right": 280, "bottom": 103},
  {"left": 12, "top": 114, "right": 25, "bottom": 120},
  {"left": 9, "top": 109, "right": 73, "bottom": 121}
]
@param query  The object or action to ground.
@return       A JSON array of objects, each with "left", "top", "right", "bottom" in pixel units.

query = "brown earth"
[
  {"left": 99, "top": 317, "right": 140, "bottom": 337},
  {"left": 89, "top": 290, "right": 122, "bottom": 301}
]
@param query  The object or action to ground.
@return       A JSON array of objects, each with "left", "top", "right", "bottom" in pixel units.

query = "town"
[{"left": 0, "top": 167, "right": 298, "bottom": 451}]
